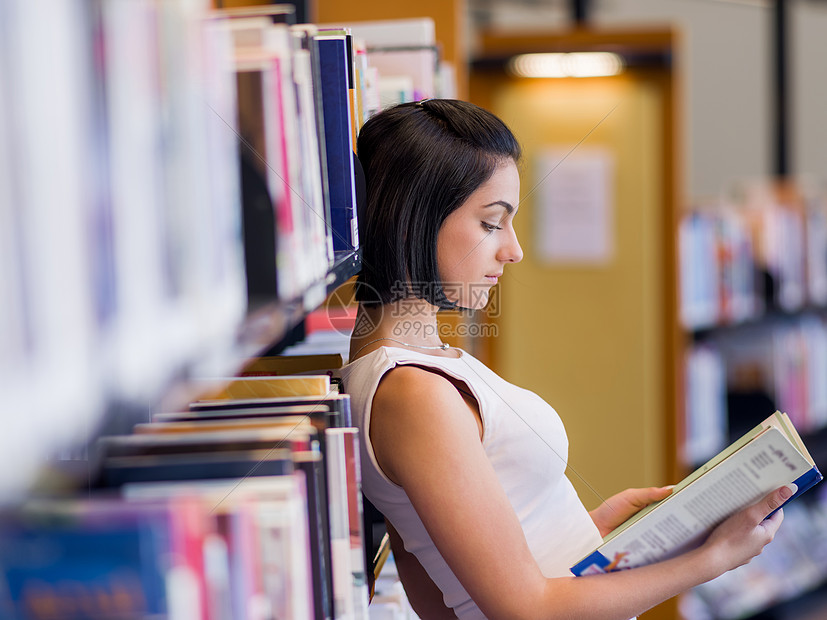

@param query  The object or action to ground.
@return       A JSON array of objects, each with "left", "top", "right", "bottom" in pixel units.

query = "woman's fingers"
[
  {"left": 617, "top": 485, "right": 673, "bottom": 509},
  {"left": 750, "top": 484, "right": 796, "bottom": 523},
  {"left": 705, "top": 484, "right": 794, "bottom": 574}
]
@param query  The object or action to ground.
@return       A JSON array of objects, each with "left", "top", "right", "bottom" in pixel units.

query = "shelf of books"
[
  {"left": 679, "top": 181, "right": 827, "bottom": 619},
  {"left": 0, "top": 0, "right": 454, "bottom": 618}
]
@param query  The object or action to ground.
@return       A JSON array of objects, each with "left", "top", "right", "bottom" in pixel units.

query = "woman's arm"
[{"left": 371, "top": 366, "right": 787, "bottom": 620}]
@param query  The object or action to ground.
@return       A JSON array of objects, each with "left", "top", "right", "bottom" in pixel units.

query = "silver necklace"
[{"left": 350, "top": 337, "right": 451, "bottom": 360}]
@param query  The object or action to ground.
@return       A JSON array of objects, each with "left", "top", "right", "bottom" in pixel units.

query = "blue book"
[
  {"left": 316, "top": 35, "right": 358, "bottom": 253},
  {"left": 0, "top": 504, "right": 171, "bottom": 618},
  {"left": 572, "top": 411, "right": 822, "bottom": 576}
]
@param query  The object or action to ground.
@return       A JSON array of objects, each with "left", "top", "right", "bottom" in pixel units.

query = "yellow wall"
[{"left": 478, "top": 73, "right": 670, "bottom": 506}]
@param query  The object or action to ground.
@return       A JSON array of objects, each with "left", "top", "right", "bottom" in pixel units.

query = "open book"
[{"left": 572, "top": 411, "right": 822, "bottom": 576}]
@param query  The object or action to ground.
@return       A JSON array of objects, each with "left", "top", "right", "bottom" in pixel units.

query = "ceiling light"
[{"left": 508, "top": 52, "right": 624, "bottom": 78}]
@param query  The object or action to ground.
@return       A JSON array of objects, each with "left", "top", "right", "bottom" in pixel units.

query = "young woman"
[{"left": 339, "top": 99, "right": 791, "bottom": 620}]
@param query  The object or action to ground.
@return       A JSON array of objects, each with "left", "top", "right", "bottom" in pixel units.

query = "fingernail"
[{"left": 781, "top": 483, "right": 798, "bottom": 499}]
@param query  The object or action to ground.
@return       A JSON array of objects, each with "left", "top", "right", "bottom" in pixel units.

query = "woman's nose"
[{"left": 499, "top": 229, "right": 523, "bottom": 263}]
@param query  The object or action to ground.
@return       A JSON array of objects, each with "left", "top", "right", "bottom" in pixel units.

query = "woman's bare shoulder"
[
  {"left": 375, "top": 362, "right": 457, "bottom": 400},
  {"left": 370, "top": 364, "right": 479, "bottom": 484}
]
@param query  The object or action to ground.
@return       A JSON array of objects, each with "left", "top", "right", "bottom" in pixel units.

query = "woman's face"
[{"left": 437, "top": 159, "right": 523, "bottom": 310}]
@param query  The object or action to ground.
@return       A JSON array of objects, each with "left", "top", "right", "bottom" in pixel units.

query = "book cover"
[
  {"left": 316, "top": 35, "right": 358, "bottom": 253},
  {"left": 153, "top": 403, "right": 331, "bottom": 425},
  {"left": 193, "top": 374, "right": 332, "bottom": 401},
  {"left": 131, "top": 414, "right": 313, "bottom": 436},
  {"left": 240, "top": 353, "right": 344, "bottom": 376},
  {"left": 0, "top": 500, "right": 177, "bottom": 619},
  {"left": 124, "top": 474, "right": 312, "bottom": 620},
  {"left": 291, "top": 24, "right": 335, "bottom": 270},
  {"left": 121, "top": 399, "right": 348, "bottom": 619},
  {"left": 187, "top": 392, "right": 351, "bottom": 428},
  {"left": 289, "top": 25, "right": 332, "bottom": 280},
  {"left": 324, "top": 427, "right": 356, "bottom": 619},
  {"left": 101, "top": 421, "right": 317, "bottom": 457},
  {"left": 216, "top": 4, "right": 296, "bottom": 24},
  {"left": 237, "top": 21, "right": 303, "bottom": 301},
  {"left": 225, "top": 500, "right": 266, "bottom": 620},
  {"left": 572, "top": 412, "right": 822, "bottom": 576},
  {"left": 101, "top": 449, "right": 295, "bottom": 487},
  {"left": 177, "top": 394, "right": 352, "bottom": 618},
  {"left": 295, "top": 443, "right": 335, "bottom": 619},
  {"left": 336, "top": 427, "right": 370, "bottom": 619}
]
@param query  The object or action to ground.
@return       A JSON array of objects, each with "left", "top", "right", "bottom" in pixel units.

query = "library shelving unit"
[
  {"left": 0, "top": 0, "right": 461, "bottom": 617},
  {"left": 679, "top": 182, "right": 827, "bottom": 620}
]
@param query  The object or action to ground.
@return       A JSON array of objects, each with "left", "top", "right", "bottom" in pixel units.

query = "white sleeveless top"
[{"left": 340, "top": 346, "right": 603, "bottom": 619}]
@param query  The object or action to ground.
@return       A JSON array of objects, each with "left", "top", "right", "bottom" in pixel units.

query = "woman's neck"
[{"left": 349, "top": 298, "right": 448, "bottom": 360}]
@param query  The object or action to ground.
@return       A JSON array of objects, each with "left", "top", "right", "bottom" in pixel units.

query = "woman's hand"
[
  {"left": 700, "top": 485, "right": 793, "bottom": 578},
  {"left": 589, "top": 486, "right": 674, "bottom": 537}
]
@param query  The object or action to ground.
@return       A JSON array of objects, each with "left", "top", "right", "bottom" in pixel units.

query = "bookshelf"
[
  {"left": 0, "top": 1, "right": 456, "bottom": 617},
  {"left": 679, "top": 181, "right": 827, "bottom": 620}
]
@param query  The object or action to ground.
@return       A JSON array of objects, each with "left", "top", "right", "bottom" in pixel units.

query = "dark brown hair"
[{"left": 355, "top": 99, "right": 521, "bottom": 308}]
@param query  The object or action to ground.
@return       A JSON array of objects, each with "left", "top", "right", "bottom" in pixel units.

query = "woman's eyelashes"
[{"left": 481, "top": 221, "right": 503, "bottom": 233}]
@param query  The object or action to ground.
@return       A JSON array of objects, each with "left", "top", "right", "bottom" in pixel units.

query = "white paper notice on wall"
[{"left": 534, "top": 146, "right": 615, "bottom": 265}]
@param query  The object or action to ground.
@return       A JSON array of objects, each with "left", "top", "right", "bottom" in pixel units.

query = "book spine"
[
  {"left": 325, "top": 428, "right": 356, "bottom": 619},
  {"left": 297, "top": 448, "right": 334, "bottom": 620},
  {"left": 317, "top": 37, "right": 358, "bottom": 253},
  {"left": 342, "top": 428, "right": 370, "bottom": 619}
]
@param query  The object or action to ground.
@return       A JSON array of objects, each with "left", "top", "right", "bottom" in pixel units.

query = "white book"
[
  {"left": 322, "top": 18, "right": 437, "bottom": 103},
  {"left": 326, "top": 428, "right": 356, "bottom": 620},
  {"left": 684, "top": 345, "right": 727, "bottom": 465},
  {"left": 5, "top": 0, "right": 102, "bottom": 488},
  {"left": 806, "top": 198, "right": 827, "bottom": 305},
  {"left": 336, "top": 18, "right": 436, "bottom": 48},
  {"left": 0, "top": 38, "right": 26, "bottom": 404},
  {"left": 338, "top": 427, "right": 370, "bottom": 620},
  {"left": 102, "top": 0, "right": 175, "bottom": 399},
  {"left": 197, "top": 15, "right": 247, "bottom": 354},
  {"left": 267, "top": 24, "right": 309, "bottom": 297},
  {"left": 801, "top": 316, "right": 827, "bottom": 428},
  {"left": 572, "top": 412, "right": 822, "bottom": 575},
  {"left": 291, "top": 27, "right": 334, "bottom": 278}
]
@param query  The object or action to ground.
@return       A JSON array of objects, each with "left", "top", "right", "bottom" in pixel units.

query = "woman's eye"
[{"left": 481, "top": 222, "right": 502, "bottom": 232}]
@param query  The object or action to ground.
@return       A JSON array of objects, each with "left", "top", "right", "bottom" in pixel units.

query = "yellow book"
[
  {"left": 132, "top": 416, "right": 313, "bottom": 435},
  {"left": 201, "top": 375, "right": 332, "bottom": 401},
  {"left": 241, "top": 353, "right": 343, "bottom": 376}
]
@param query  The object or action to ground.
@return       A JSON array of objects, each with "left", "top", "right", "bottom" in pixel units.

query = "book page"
[
  {"left": 596, "top": 428, "right": 810, "bottom": 570},
  {"left": 600, "top": 425, "right": 770, "bottom": 545}
]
